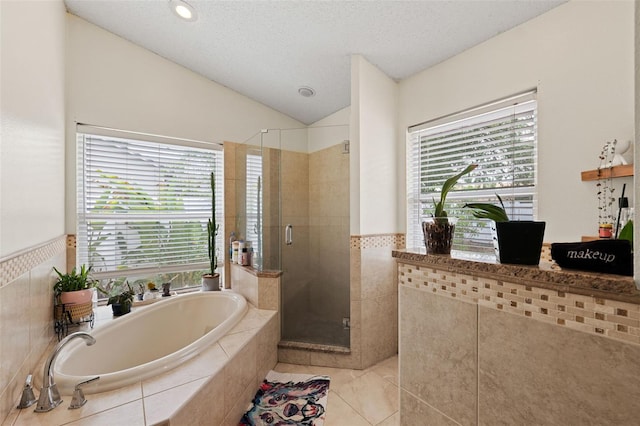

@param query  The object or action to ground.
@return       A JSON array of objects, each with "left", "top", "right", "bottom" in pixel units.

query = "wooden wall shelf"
[{"left": 581, "top": 164, "right": 633, "bottom": 181}]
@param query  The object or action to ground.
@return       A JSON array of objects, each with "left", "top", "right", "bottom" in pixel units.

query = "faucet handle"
[
  {"left": 17, "top": 374, "right": 38, "bottom": 409},
  {"left": 68, "top": 376, "right": 99, "bottom": 409}
]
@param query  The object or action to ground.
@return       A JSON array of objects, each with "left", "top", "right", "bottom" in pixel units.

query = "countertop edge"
[{"left": 392, "top": 249, "right": 640, "bottom": 305}]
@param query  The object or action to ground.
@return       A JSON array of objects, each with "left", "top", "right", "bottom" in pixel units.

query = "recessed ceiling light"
[
  {"left": 169, "top": 0, "right": 197, "bottom": 22},
  {"left": 298, "top": 86, "right": 315, "bottom": 98}
]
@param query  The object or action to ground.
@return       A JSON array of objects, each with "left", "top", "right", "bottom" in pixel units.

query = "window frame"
[
  {"left": 407, "top": 91, "right": 538, "bottom": 254},
  {"left": 76, "top": 125, "right": 224, "bottom": 290}
]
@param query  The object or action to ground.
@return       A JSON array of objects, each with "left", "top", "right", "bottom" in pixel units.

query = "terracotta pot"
[{"left": 59, "top": 289, "right": 93, "bottom": 305}]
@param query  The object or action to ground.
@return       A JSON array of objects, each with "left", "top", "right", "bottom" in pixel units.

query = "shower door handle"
[{"left": 285, "top": 224, "right": 293, "bottom": 245}]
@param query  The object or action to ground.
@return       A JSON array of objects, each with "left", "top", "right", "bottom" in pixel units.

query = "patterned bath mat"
[{"left": 240, "top": 370, "right": 331, "bottom": 425}]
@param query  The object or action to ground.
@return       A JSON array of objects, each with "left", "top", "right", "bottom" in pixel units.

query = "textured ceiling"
[{"left": 64, "top": 0, "right": 566, "bottom": 124}]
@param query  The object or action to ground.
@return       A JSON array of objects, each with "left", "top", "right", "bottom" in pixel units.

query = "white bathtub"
[{"left": 53, "top": 291, "right": 247, "bottom": 394}]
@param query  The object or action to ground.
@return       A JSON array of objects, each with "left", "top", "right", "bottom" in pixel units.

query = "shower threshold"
[{"left": 278, "top": 340, "right": 350, "bottom": 355}]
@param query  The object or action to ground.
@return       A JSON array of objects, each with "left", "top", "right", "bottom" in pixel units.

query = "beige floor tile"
[
  {"left": 324, "top": 391, "right": 371, "bottom": 426},
  {"left": 333, "top": 371, "right": 398, "bottom": 425},
  {"left": 273, "top": 356, "right": 399, "bottom": 425},
  {"left": 274, "top": 362, "right": 366, "bottom": 388},
  {"left": 367, "top": 354, "right": 398, "bottom": 386},
  {"left": 376, "top": 411, "right": 400, "bottom": 426}
]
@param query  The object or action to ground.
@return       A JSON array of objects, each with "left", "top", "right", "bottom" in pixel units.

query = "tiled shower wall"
[
  {"left": 279, "top": 143, "right": 350, "bottom": 345},
  {"left": 307, "top": 144, "right": 350, "bottom": 331},
  {"left": 0, "top": 237, "right": 65, "bottom": 424},
  {"left": 280, "top": 149, "right": 311, "bottom": 325},
  {"left": 279, "top": 233, "right": 403, "bottom": 369}
]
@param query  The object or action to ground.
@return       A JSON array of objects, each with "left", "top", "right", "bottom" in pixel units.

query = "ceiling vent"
[{"left": 298, "top": 86, "right": 316, "bottom": 98}]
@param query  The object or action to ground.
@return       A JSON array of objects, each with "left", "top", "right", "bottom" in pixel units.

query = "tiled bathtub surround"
[
  {"left": 0, "top": 236, "right": 66, "bottom": 425},
  {"left": 4, "top": 301, "right": 279, "bottom": 426},
  {"left": 396, "top": 252, "right": 640, "bottom": 424}
]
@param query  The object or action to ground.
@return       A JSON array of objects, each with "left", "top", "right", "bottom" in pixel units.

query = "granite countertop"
[
  {"left": 393, "top": 249, "right": 640, "bottom": 304},
  {"left": 230, "top": 263, "right": 282, "bottom": 278}
]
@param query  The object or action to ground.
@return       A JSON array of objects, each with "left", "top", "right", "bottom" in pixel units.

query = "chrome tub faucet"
[{"left": 35, "top": 331, "right": 96, "bottom": 413}]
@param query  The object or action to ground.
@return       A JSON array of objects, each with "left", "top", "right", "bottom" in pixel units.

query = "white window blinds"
[
  {"left": 245, "top": 151, "right": 263, "bottom": 268},
  {"left": 407, "top": 91, "right": 538, "bottom": 254},
  {"left": 77, "top": 128, "right": 224, "bottom": 279}
]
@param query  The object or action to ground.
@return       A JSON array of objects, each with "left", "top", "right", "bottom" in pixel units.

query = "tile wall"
[
  {"left": 398, "top": 262, "right": 640, "bottom": 424},
  {"left": 0, "top": 237, "right": 65, "bottom": 424},
  {"left": 279, "top": 143, "right": 350, "bottom": 344},
  {"left": 280, "top": 149, "right": 312, "bottom": 325},
  {"left": 308, "top": 143, "right": 350, "bottom": 330}
]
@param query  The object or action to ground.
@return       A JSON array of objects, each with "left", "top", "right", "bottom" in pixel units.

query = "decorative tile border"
[
  {"left": 0, "top": 236, "right": 66, "bottom": 286},
  {"left": 351, "top": 233, "right": 406, "bottom": 250},
  {"left": 398, "top": 263, "right": 640, "bottom": 346}
]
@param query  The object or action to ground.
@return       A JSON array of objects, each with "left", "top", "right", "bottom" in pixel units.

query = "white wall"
[
  {"left": 308, "top": 107, "right": 350, "bottom": 153},
  {"left": 0, "top": 0, "right": 67, "bottom": 258},
  {"left": 350, "top": 55, "right": 399, "bottom": 235},
  {"left": 65, "top": 14, "right": 304, "bottom": 233},
  {"left": 398, "top": 0, "right": 634, "bottom": 242}
]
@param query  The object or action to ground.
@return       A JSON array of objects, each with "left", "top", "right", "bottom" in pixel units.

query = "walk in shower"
[{"left": 238, "top": 125, "right": 350, "bottom": 348}]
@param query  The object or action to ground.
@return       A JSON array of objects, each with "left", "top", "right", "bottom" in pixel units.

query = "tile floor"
[{"left": 274, "top": 355, "right": 399, "bottom": 426}]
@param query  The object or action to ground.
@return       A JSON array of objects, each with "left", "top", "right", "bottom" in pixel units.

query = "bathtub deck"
[{"left": 5, "top": 299, "right": 279, "bottom": 426}]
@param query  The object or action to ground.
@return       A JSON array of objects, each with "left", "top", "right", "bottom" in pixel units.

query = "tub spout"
[{"left": 35, "top": 331, "right": 96, "bottom": 412}]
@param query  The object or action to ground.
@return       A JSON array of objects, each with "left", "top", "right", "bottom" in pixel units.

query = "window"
[
  {"left": 245, "top": 151, "right": 262, "bottom": 269},
  {"left": 77, "top": 126, "right": 224, "bottom": 290},
  {"left": 407, "top": 91, "right": 537, "bottom": 254}
]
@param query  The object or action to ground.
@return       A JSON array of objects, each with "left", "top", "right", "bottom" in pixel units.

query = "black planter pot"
[
  {"left": 492, "top": 221, "right": 546, "bottom": 265},
  {"left": 111, "top": 302, "right": 131, "bottom": 317}
]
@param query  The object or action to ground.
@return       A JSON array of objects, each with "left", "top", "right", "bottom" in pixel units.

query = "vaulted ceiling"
[{"left": 65, "top": 0, "right": 566, "bottom": 124}]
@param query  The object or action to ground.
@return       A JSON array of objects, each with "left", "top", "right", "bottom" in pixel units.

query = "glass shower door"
[{"left": 278, "top": 126, "right": 351, "bottom": 348}]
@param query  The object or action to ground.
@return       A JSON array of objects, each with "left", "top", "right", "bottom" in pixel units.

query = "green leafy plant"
[
  {"left": 97, "top": 281, "right": 135, "bottom": 308},
  {"left": 53, "top": 265, "right": 95, "bottom": 295},
  {"left": 618, "top": 220, "right": 633, "bottom": 244},
  {"left": 207, "top": 171, "right": 220, "bottom": 276},
  {"left": 464, "top": 194, "right": 510, "bottom": 222},
  {"left": 432, "top": 164, "right": 478, "bottom": 219}
]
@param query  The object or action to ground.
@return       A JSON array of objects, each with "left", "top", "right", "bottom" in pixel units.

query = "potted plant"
[
  {"left": 136, "top": 283, "right": 145, "bottom": 301},
  {"left": 146, "top": 282, "right": 160, "bottom": 299},
  {"left": 202, "top": 171, "right": 221, "bottom": 291},
  {"left": 53, "top": 265, "right": 96, "bottom": 305},
  {"left": 465, "top": 194, "right": 546, "bottom": 265},
  {"left": 97, "top": 281, "right": 135, "bottom": 316},
  {"left": 422, "top": 164, "right": 477, "bottom": 254}
]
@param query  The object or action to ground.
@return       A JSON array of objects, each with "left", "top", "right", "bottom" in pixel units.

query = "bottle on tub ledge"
[
  {"left": 241, "top": 241, "right": 253, "bottom": 266},
  {"left": 229, "top": 231, "right": 236, "bottom": 260},
  {"left": 232, "top": 240, "right": 240, "bottom": 264}
]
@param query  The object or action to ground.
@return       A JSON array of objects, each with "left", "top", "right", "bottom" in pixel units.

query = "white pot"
[{"left": 202, "top": 274, "right": 221, "bottom": 291}]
